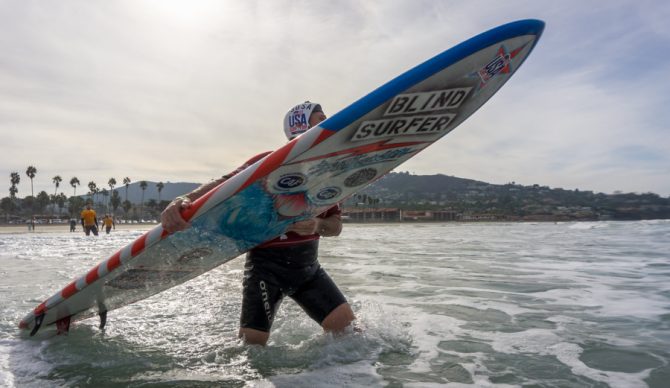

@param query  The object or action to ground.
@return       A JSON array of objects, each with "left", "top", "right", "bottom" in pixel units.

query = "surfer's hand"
[
  {"left": 161, "top": 197, "right": 191, "bottom": 233},
  {"left": 286, "top": 218, "right": 319, "bottom": 236}
]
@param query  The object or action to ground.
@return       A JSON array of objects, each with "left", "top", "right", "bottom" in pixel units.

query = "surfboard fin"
[
  {"left": 99, "top": 311, "right": 107, "bottom": 330},
  {"left": 29, "top": 313, "right": 45, "bottom": 336},
  {"left": 56, "top": 316, "right": 71, "bottom": 335}
]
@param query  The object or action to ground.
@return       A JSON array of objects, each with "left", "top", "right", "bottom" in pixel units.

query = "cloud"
[{"left": 1, "top": 0, "right": 668, "bottom": 197}]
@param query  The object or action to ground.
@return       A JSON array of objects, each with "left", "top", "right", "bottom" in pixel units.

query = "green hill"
[{"left": 347, "top": 172, "right": 670, "bottom": 221}]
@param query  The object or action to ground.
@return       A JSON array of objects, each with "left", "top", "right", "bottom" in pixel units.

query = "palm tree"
[
  {"left": 88, "top": 181, "right": 97, "bottom": 205},
  {"left": 36, "top": 191, "right": 50, "bottom": 214},
  {"left": 122, "top": 200, "right": 132, "bottom": 218},
  {"left": 70, "top": 177, "right": 80, "bottom": 196},
  {"left": 7, "top": 186, "right": 18, "bottom": 221},
  {"left": 110, "top": 190, "right": 121, "bottom": 216},
  {"left": 25, "top": 166, "right": 36, "bottom": 229},
  {"left": 123, "top": 177, "right": 131, "bottom": 202},
  {"left": 25, "top": 166, "right": 37, "bottom": 198},
  {"left": 52, "top": 175, "right": 62, "bottom": 196},
  {"left": 10, "top": 172, "right": 20, "bottom": 202},
  {"left": 108, "top": 177, "right": 117, "bottom": 212},
  {"left": 10, "top": 172, "right": 20, "bottom": 188},
  {"left": 156, "top": 182, "right": 164, "bottom": 203},
  {"left": 52, "top": 175, "right": 62, "bottom": 214},
  {"left": 101, "top": 188, "right": 109, "bottom": 212},
  {"left": 56, "top": 193, "right": 67, "bottom": 215},
  {"left": 139, "top": 181, "right": 148, "bottom": 220},
  {"left": 94, "top": 187, "right": 101, "bottom": 207}
]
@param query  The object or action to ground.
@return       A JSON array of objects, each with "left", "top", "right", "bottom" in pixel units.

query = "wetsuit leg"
[
  {"left": 240, "top": 258, "right": 284, "bottom": 332},
  {"left": 290, "top": 267, "right": 348, "bottom": 325}
]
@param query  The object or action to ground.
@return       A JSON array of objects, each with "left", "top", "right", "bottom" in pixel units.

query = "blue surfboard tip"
[
  {"left": 323, "top": 19, "right": 545, "bottom": 132},
  {"left": 496, "top": 18, "right": 545, "bottom": 38}
]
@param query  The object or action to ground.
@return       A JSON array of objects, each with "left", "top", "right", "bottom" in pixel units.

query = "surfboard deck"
[{"left": 19, "top": 19, "right": 545, "bottom": 334}]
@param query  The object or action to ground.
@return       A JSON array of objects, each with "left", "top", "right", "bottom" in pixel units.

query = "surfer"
[
  {"left": 80, "top": 204, "right": 99, "bottom": 236},
  {"left": 161, "top": 102, "right": 356, "bottom": 345},
  {"left": 102, "top": 214, "right": 115, "bottom": 234}
]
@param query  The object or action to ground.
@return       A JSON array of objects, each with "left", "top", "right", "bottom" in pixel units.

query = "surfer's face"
[{"left": 308, "top": 110, "right": 327, "bottom": 128}]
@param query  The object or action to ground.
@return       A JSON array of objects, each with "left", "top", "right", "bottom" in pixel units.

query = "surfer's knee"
[
  {"left": 321, "top": 302, "right": 355, "bottom": 333},
  {"left": 239, "top": 327, "right": 270, "bottom": 346}
]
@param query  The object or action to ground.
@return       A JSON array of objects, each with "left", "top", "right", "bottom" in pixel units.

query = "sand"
[{"left": 0, "top": 223, "right": 156, "bottom": 234}]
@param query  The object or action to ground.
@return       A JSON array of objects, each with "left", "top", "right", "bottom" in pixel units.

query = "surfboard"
[{"left": 19, "top": 19, "right": 545, "bottom": 335}]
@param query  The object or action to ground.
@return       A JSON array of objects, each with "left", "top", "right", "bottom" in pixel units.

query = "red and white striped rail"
[{"left": 19, "top": 125, "right": 336, "bottom": 330}]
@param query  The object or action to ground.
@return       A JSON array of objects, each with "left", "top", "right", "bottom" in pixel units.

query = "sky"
[{"left": 1, "top": 0, "right": 669, "bottom": 198}]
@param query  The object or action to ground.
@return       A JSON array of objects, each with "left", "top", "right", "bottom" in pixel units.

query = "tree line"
[{"left": 2, "top": 166, "right": 169, "bottom": 222}]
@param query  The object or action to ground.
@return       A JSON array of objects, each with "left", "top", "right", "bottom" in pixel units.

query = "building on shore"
[{"left": 343, "top": 208, "right": 459, "bottom": 222}]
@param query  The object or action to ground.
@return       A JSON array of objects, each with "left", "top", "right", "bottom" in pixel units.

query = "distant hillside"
[
  {"left": 366, "top": 172, "right": 485, "bottom": 194},
  {"left": 107, "top": 182, "right": 200, "bottom": 203},
  {"left": 96, "top": 173, "right": 669, "bottom": 220},
  {"left": 350, "top": 172, "right": 670, "bottom": 220}
]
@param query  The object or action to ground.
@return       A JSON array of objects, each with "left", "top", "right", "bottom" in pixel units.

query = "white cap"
[{"left": 283, "top": 101, "right": 322, "bottom": 140}]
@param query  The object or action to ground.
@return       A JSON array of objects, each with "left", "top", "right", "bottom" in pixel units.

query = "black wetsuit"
[
  {"left": 240, "top": 239, "right": 347, "bottom": 332},
  {"left": 228, "top": 152, "right": 348, "bottom": 332}
]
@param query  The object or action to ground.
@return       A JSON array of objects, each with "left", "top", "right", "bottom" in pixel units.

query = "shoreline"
[
  {"left": 0, "top": 223, "right": 157, "bottom": 234},
  {"left": 2, "top": 219, "right": 664, "bottom": 235}
]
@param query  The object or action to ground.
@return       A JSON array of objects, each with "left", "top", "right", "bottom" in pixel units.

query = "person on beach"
[
  {"left": 102, "top": 214, "right": 115, "bottom": 234},
  {"left": 80, "top": 204, "right": 99, "bottom": 236},
  {"left": 69, "top": 218, "right": 76, "bottom": 232},
  {"left": 161, "top": 101, "right": 355, "bottom": 346}
]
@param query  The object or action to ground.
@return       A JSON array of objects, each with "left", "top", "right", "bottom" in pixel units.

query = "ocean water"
[{"left": 1, "top": 221, "right": 669, "bottom": 387}]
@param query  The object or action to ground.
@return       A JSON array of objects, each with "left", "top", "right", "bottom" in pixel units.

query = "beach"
[{"left": 0, "top": 223, "right": 156, "bottom": 234}]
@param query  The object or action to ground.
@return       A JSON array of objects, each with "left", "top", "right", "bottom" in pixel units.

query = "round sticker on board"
[
  {"left": 344, "top": 168, "right": 377, "bottom": 187},
  {"left": 315, "top": 186, "right": 342, "bottom": 202},
  {"left": 273, "top": 173, "right": 307, "bottom": 191}
]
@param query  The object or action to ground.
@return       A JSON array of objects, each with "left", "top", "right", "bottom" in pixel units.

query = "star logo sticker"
[{"left": 471, "top": 42, "right": 529, "bottom": 90}]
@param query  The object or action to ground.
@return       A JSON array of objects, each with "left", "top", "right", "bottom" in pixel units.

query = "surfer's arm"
[
  {"left": 179, "top": 178, "right": 226, "bottom": 203},
  {"left": 161, "top": 152, "right": 271, "bottom": 233},
  {"left": 286, "top": 214, "right": 342, "bottom": 237},
  {"left": 161, "top": 197, "right": 192, "bottom": 232},
  {"left": 316, "top": 213, "right": 342, "bottom": 237},
  {"left": 160, "top": 177, "right": 227, "bottom": 232},
  {"left": 177, "top": 151, "right": 272, "bottom": 203}
]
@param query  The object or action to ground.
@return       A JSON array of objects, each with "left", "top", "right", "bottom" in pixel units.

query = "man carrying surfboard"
[{"left": 161, "top": 102, "right": 356, "bottom": 345}]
